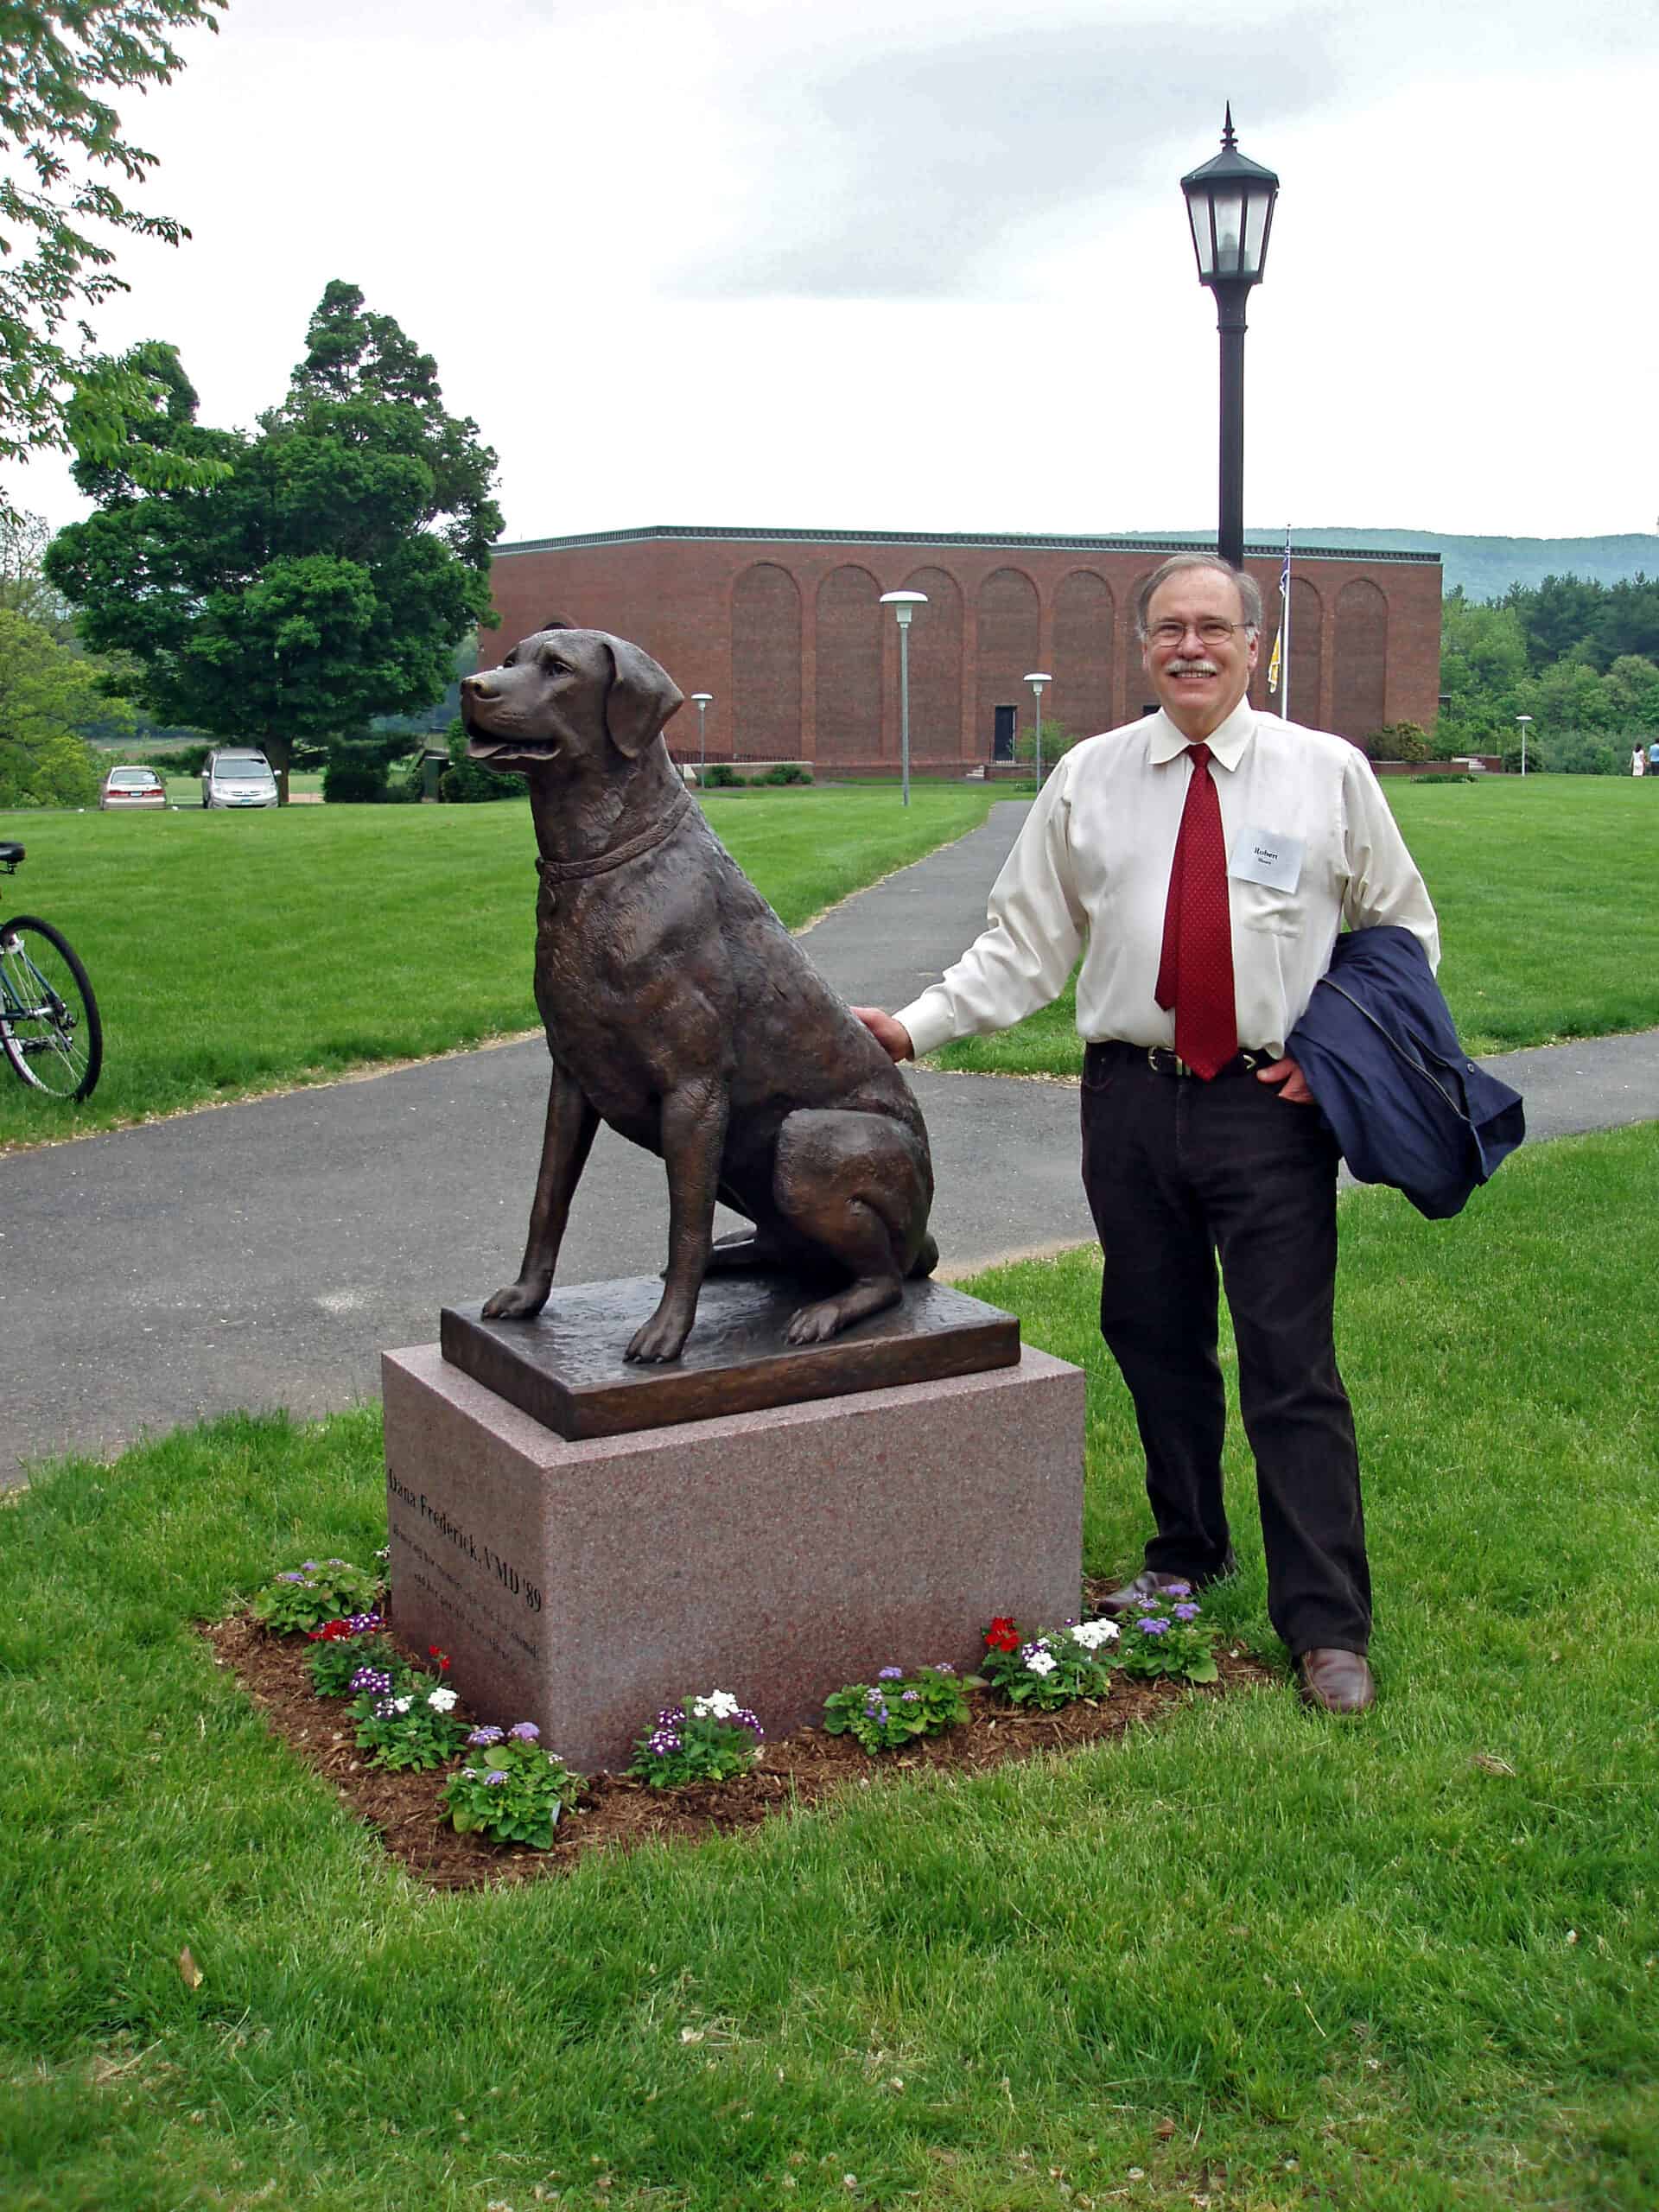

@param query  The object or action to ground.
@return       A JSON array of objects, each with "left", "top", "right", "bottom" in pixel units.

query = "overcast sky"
[{"left": 8, "top": 0, "right": 1656, "bottom": 552}]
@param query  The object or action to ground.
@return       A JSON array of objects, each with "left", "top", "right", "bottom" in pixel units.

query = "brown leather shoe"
[
  {"left": 1093, "top": 1569, "right": 1207, "bottom": 1620},
  {"left": 1296, "top": 1648, "right": 1376, "bottom": 1715}
]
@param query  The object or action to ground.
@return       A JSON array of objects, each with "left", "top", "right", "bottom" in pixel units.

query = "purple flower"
[
  {"left": 301, "top": 1561, "right": 320, "bottom": 1572},
  {"left": 485, "top": 1770, "right": 509, "bottom": 1786},
  {"left": 1138, "top": 1618, "right": 1170, "bottom": 1636},
  {"left": 864, "top": 1694, "right": 890, "bottom": 1722},
  {"left": 878, "top": 1667, "right": 905, "bottom": 1681},
  {"left": 649, "top": 1730, "right": 681, "bottom": 1754},
  {"left": 934, "top": 1662, "right": 956, "bottom": 1675},
  {"left": 467, "top": 1726, "right": 505, "bottom": 1747},
  {"left": 1173, "top": 1603, "right": 1200, "bottom": 1621},
  {"left": 346, "top": 1612, "right": 382, "bottom": 1634},
  {"left": 508, "top": 1722, "right": 540, "bottom": 1741},
  {"left": 900, "top": 1690, "right": 920, "bottom": 1704},
  {"left": 278, "top": 1571, "right": 305, "bottom": 1584},
  {"left": 1135, "top": 1596, "right": 1164, "bottom": 1611},
  {"left": 1164, "top": 1580, "right": 1192, "bottom": 1598},
  {"left": 734, "top": 1709, "right": 764, "bottom": 1737},
  {"left": 351, "top": 1667, "right": 392, "bottom": 1695}
]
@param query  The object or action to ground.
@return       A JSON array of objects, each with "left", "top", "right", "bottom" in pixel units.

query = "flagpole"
[{"left": 1280, "top": 524, "right": 1292, "bottom": 723}]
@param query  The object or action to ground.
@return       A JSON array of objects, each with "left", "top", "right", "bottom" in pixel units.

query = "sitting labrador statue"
[{"left": 460, "top": 626, "right": 938, "bottom": 1363}]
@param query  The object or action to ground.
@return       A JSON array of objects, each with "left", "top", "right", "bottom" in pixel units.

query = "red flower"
[
  {"left": 429, "top": 1645, "right": 450, "bottom": 1671},
  {"left": 984, "top": 1616, "right": 1020, "bottom": 1654},
  {"left": 308, "top": 1618, "right": 351, "bottom": 1642}
]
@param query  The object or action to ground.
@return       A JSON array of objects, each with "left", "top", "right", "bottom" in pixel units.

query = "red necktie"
[{"left": 1154, "top": 741, "right": 1237, "bottom": 1079}]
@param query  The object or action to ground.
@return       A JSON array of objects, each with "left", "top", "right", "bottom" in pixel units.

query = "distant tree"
[
  {"left": 1503, "top": 573, "right": 1611, "bottom": 674},
  {"left": 1603, "top": 654, "right": 1659, "bottom": 731},
  {"left": 0, "top": 509, "right": 76, "bottom": 640},
  {"left": 0, "top": 2, "right": 232, "bottom": 499},
  {"left": 0, "top": 607, "right": 133, "bottom": 806},
  {"left": 1363, "top": 721, "right": 1430, "bottom": 764},
  {"left": 43, "top": 283, "right": 502, "bottom": 799},
  {"left": 1437, "top": 589, "right": 1528, "bottom": 742}
]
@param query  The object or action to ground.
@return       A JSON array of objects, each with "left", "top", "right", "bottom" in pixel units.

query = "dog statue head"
[{"left": 460, "top": 626, "right": 684, "bottom": 775}]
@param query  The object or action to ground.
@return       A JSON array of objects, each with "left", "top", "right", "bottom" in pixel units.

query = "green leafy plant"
[
  {"left": 760, "top": 761, "right": 811, "bottom": 785},
  {"left": 302, "top": 1614, "right": 398, "bottom": 1696},
  {"left": 979, "top": 1614, "right": 1117, "bottom": 1711},
  {"left": 250, "top": 1558, "right": 385, "bottom": 1635},
  {"left": 822, "top": 1664, "right": 968, "bottom": 1754},
  {"left": 702, "top": 763, "right": 746, "bottom": 787},
  {"left": 629, "top": 1692, "right": 765, "bottom": 1789},
  {"left": 440, "top": 1726, "right": 585, "bottom": 1847},
  {"left": 1112, "top": 1584, "right": 1220, "bottom": 1684},
  {"left": 347, "top": 1665, "right": 469, "bottom": 1772}
]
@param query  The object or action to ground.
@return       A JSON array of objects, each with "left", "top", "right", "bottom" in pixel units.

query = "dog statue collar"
[{"left": 535, "top": 789, "right": 694, "bottom": 887}]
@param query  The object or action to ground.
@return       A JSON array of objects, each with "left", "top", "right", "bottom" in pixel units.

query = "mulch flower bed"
[{"left": 204, "top": 1606, "right": 1277, "bottom": 1893}]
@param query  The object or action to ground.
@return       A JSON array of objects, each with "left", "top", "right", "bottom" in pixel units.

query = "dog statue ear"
[{"left": 601, "top": 636, "right": 684, "bottom": 758}]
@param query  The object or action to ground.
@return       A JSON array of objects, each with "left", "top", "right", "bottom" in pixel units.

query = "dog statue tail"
[{"left": 908, "top": 1232, "right": 939, "bottom": 1281}]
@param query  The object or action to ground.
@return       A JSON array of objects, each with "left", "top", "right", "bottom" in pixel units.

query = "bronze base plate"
[{"left": 439, "top": 1274, "right": 1021, "bottom": 1441}]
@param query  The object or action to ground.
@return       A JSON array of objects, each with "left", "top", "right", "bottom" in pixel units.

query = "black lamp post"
[{"left": 1181, "top": 105, "right": 1279, "bottom": 571}]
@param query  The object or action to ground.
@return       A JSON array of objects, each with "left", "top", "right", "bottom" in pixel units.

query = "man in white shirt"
[{"left": 855, "top": 553, "right": 1440, "bottom": 1715}]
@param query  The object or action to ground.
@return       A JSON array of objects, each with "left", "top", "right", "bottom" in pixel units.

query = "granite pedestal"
[{"left": 384, "top": 1285, "right": 1085, "bottom": 1775}]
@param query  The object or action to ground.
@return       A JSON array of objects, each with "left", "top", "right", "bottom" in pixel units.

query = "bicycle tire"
[{"left": 0, "top": 914, "right": 103, "bottom": 1100}]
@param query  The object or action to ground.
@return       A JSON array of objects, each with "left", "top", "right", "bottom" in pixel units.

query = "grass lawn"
[
  {"left": 0, "top": 785, "right": 1000, "bottom": 1149},
  {"left": 3, "top": 1125, "right": 1655, "bottom": 2210},
  {"left": 932, "top": 776, "right": 1659, "bottom": 1076}
]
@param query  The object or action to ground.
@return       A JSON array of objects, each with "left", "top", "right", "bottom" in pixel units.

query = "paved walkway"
[{"left": 3, "top": 801, "right": 1656, "bottom": 1487}]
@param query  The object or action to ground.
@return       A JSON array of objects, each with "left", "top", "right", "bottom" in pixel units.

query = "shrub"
[
  {"left": 321, "top": 744, "right": 388, "bottom": 804},
  {"left": 439, "top": 715, "right": 523, "bottom": 802},
  {"left": 760, "top": 762, "right": 811, "bottom": 785},
  {"left": 702, "top": 763, "right": 746, "bottom": 788},
  {"left": 1364, "top": 721, "right": 1430, "bottom": 764}
]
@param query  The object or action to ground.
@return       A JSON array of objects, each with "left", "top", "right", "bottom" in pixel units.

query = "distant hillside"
[{"left": 1143, "top": 529, "right": 1659, "bottom": 603}]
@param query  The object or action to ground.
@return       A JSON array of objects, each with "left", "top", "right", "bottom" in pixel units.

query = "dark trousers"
[{"left": 1079, "top": 1045, "right": 1371, "bottom": 1657}]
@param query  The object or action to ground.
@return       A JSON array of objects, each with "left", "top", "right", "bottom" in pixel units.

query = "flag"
[{"left": 1267, "top": 531, "right": 1291, "bottom": 697}]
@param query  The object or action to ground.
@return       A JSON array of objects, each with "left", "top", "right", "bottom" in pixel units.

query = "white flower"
[
  {"left": 1025, "top": 1649, "right": 1058, "bottom": 1676},
  {"left": 1071, "top": 1618, "right": 1120, "bottom": 1649},
  {"left": 692, "top": 1690, "right": 740, "bottom": 1720},
  {"left": 427, "top": 1687, "right": 458, "bottom": 1712},
  {"left": 391, "top": 1695, "right": 413, "bottom": 1714}
]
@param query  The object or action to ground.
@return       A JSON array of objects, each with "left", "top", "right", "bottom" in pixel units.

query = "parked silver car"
[{"left": 201, "top": 748, "right": 279, "bottom": 809}]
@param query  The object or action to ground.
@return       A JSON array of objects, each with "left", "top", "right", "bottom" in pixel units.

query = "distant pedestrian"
[
  {"left": 1649, "top": 739, "right": 1659, "bottom": 777},
  {"left": 1633, "top": 744, "right": 1648, "bottom": 779}
]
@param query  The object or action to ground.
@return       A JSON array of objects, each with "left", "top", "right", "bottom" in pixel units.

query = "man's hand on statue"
[
  {"left": 1255, "top": 1054, "right": 1314, "bottom": 1104},
  {"left": 850, "top": 1007, "right": 914, "bottom": 1062}
]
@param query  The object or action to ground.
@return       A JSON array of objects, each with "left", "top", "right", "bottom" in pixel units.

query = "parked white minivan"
[{"left": 201, "top": 749, "right": 279, "bottom": 809}]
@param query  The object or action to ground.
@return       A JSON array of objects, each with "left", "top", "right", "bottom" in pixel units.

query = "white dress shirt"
[{"left": 895, "top": 702, "right": 1440, "bottom": 1063}]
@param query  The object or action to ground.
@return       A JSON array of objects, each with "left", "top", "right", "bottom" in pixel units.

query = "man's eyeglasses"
[{"left": 1147, "top": 618, "right": 1250, "bottom": 648}]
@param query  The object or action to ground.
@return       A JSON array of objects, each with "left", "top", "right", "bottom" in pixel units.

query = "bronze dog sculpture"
[{"left": 460, "top": 626, "right": 938, "bottom": 1363}]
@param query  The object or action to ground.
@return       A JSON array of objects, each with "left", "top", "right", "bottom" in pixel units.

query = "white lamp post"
[
  {"left": 1516, "top": 713, "right": 1532, "bottom": 778},
  {"left": 690, "top": 692, "right": 713, "bottom": 776},
  {"left": 879, "top": 590, "right": 928, "bottom": 807},
  {"left": 1023, "top": 671, "right": 1052, "bottom": 789}
]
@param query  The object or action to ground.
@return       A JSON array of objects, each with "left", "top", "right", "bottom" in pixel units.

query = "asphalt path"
[{"left": 3, "top": 800, "right": 1656, "bottom": 1487}]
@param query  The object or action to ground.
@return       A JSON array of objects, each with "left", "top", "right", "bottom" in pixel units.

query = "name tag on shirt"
[{"left": 1228, "top": 825, "right": 1304, "bottom": 893}]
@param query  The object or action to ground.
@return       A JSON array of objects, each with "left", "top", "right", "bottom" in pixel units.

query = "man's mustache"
[{"left": 1168, "top": 658, "right": 1220, "bottom": 677}]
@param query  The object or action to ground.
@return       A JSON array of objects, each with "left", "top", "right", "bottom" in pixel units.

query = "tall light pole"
[
  {"left": 690, "top": 691, "right": 713, "bottom": 777},
  {"left": 1023, "top": 671, "right": 1052, "bottom": 790},
  {"left": 1516, "top": 713, "right": 1532, "bottom": 778},
  {"left": 879, "top": 589, "right": 928, "bottom": 807},
  {"left": 1181, "top": 105, "right": 1279, "bottom": 571}
]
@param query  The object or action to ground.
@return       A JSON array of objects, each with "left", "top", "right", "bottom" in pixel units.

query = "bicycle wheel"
[{"left": 0, "top": 915, "right": 103, "bottom": 1100}]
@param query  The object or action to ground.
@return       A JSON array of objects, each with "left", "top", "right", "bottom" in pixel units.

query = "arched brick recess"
[
  {"left": 1333, "top": 579, "right": 1389, "bottom": 741},
  {"left": 1283, "top": 575, "right": 1323, "bottom": 728},
  {"left": 815, "top": 566, "right": 883, "bottom": 767},
  {"left": 1053, "top": 569, "right": 1114, "bottom": 739},
  {"left": 1123, "top": 569, "right": 1163, "bottom": 721},
  {"left": 902, "top": 566, "right": 963, "bottom": 760},
  {"left": 732, "top": 563, "right": 801, "bottom": 761},
  {"left": 976, "top": 568, "right": 1040, "bottom": 758}
]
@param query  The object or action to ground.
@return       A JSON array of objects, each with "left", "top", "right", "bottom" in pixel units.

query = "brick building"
[{"left": 480, "top": 525, "right": 1442, "bottom": 774}]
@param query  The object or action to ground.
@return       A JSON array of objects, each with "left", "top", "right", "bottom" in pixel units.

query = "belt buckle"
[{"left": 1147, "top": 1046, "right": 1192, "bottom": 1077}]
